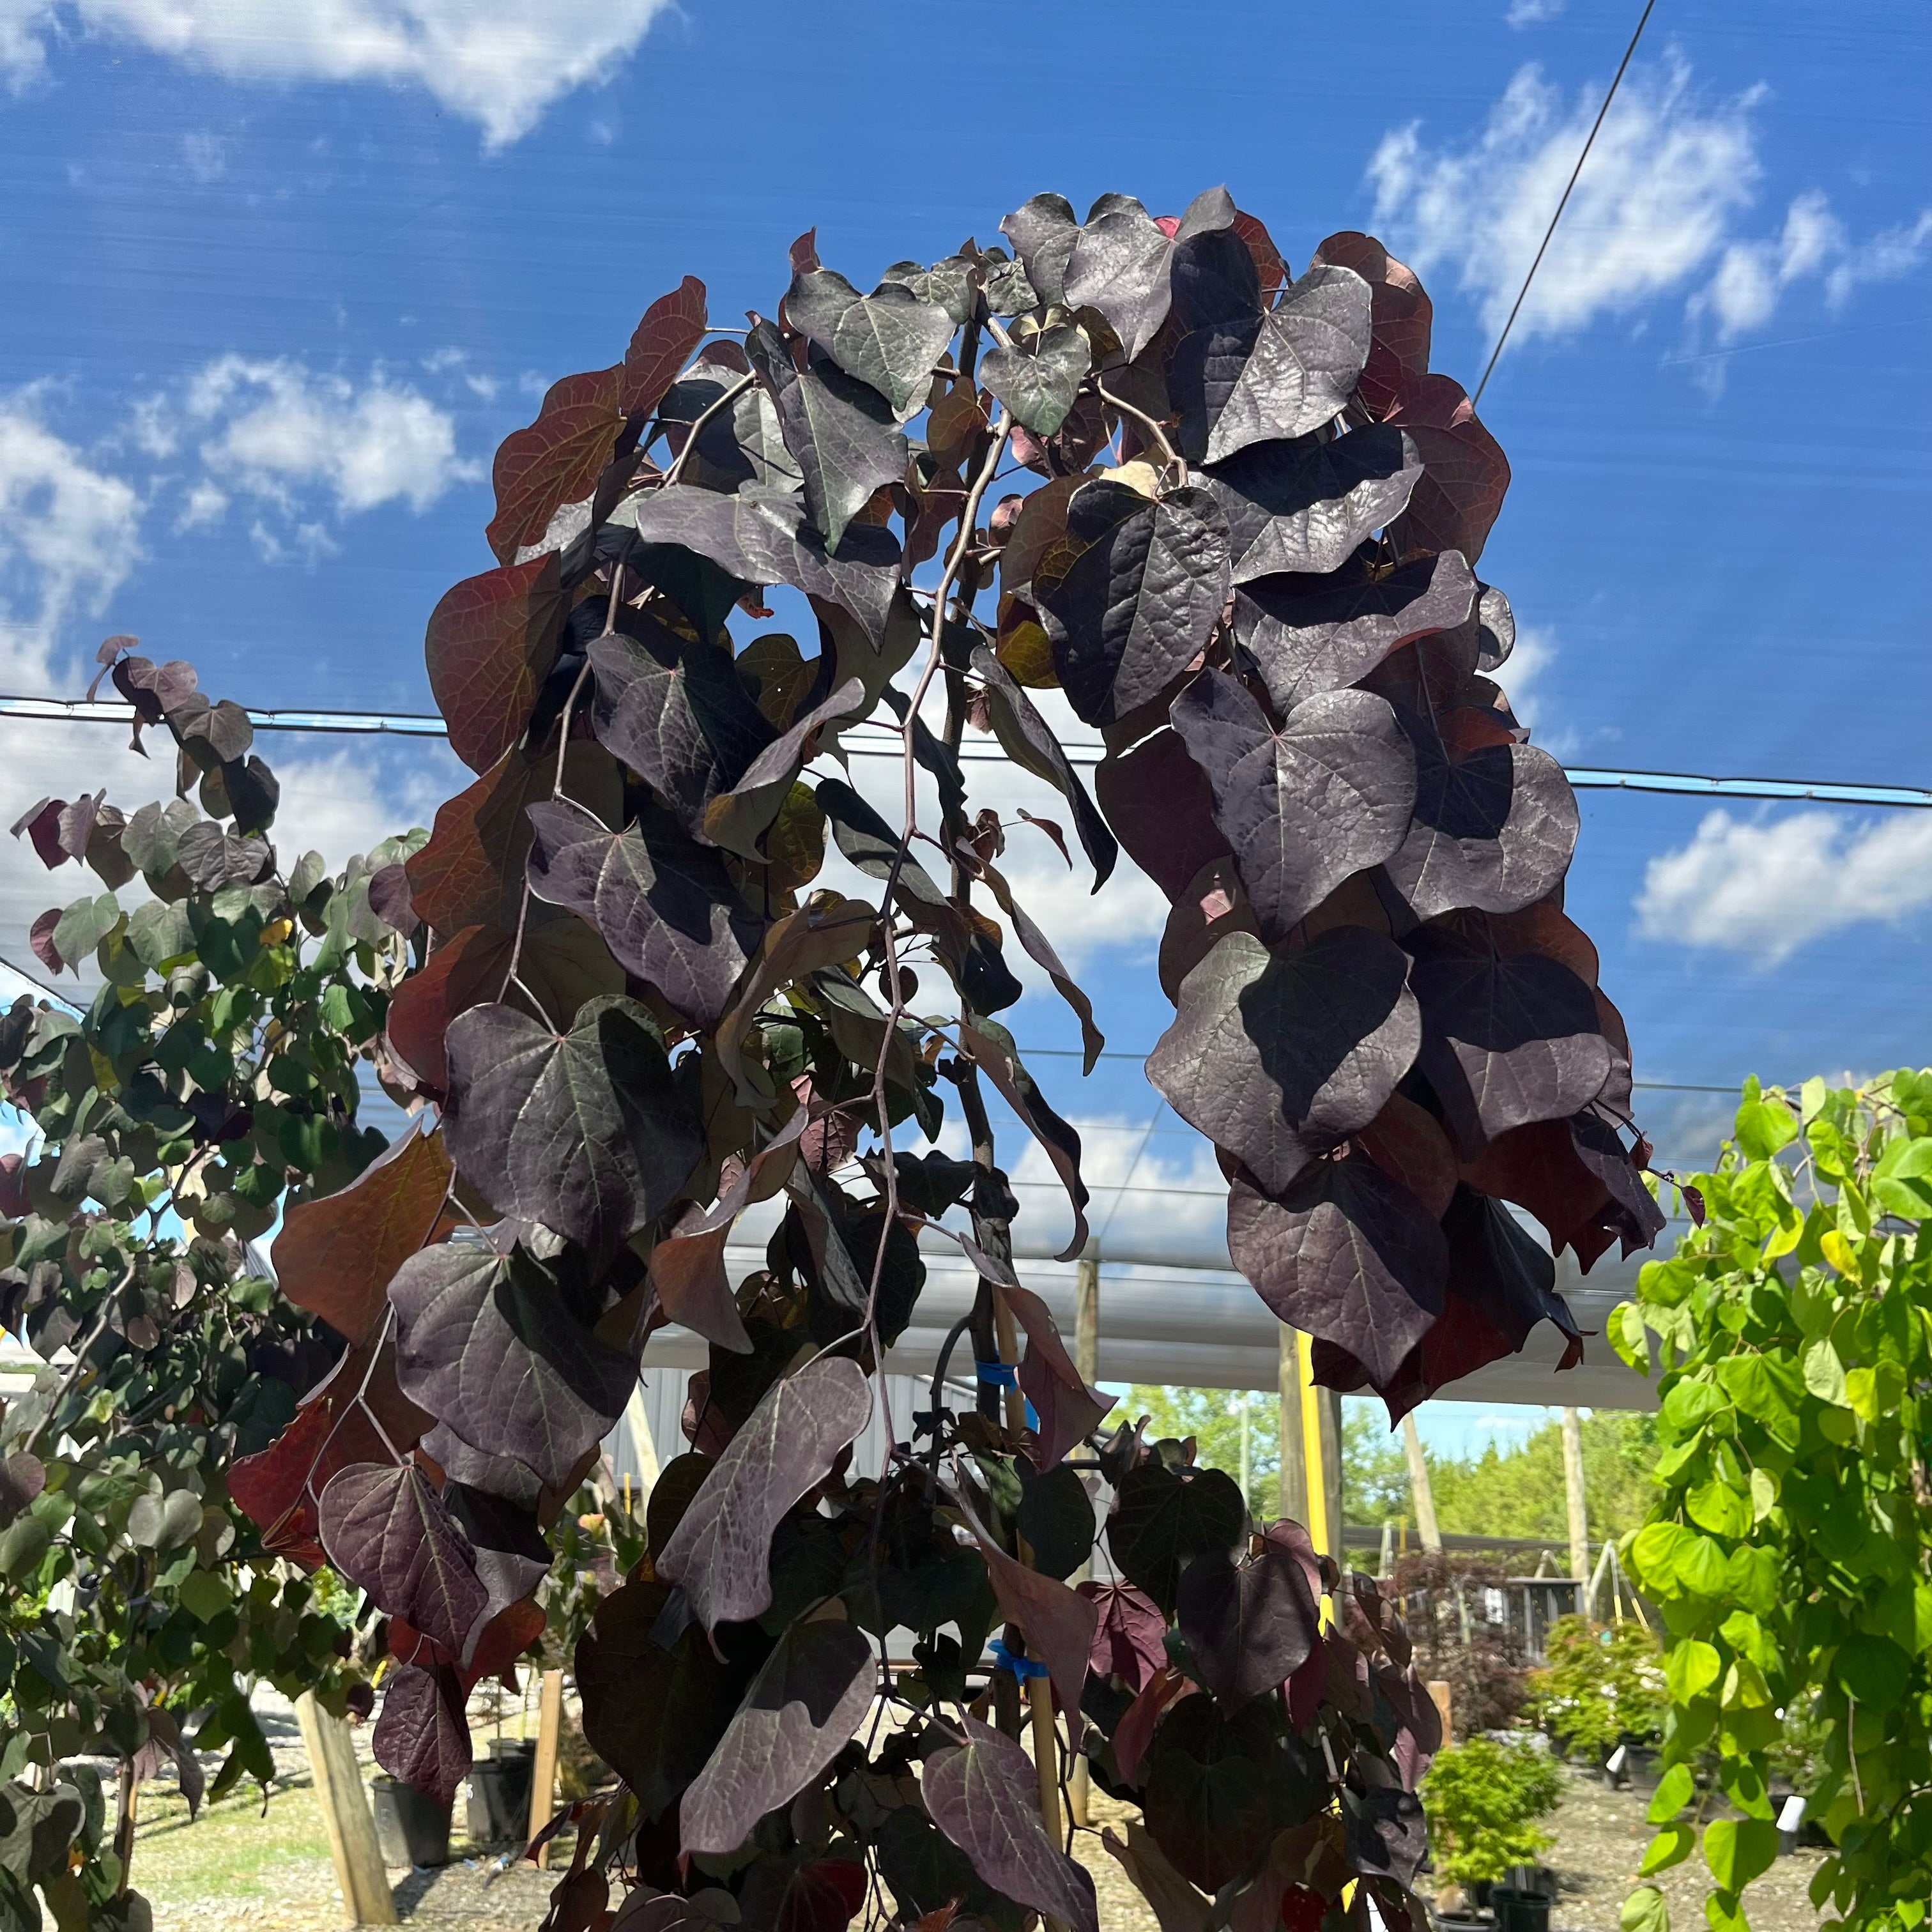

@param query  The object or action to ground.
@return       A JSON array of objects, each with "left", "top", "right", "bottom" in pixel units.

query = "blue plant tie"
[
  {"left": 988, "top": 1637, "right": 1049, "bottom": 1682},
  {"left": 974, "top": 1360, "right": 1018, "bottom": 1388},
  {"left": 1025, "top": 1400, "right": 1039, "bottom": 1431}
]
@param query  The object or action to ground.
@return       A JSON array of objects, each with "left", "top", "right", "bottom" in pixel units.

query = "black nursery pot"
[
  {"left": 1491, "top": 1887, "right": 1551, "bottom": 1932},
  {"left": 372, "top": 1775, "right": 452, "bottom": 1869},
  {"left": 466, "top": 1740, "right": 536, "bottom": 1847}
]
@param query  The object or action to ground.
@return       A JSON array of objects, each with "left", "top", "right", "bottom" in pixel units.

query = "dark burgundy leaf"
[
  {"left": 442, "top": 995, "right": 703, "bottom": 1252},
  {"left": 1234, "top": 550, "right": 1475, "bottom": 707},
  {"left": 1358, "top": 1091, "right": 1459, "bottom": 1222},
  {"left": 0, "top": 1452, "right": 46, "bottom": 1521},
  {"left": 1445, "top": 1183, "right": 1578, "bottom": 1359},
  {"left": 390, "top": 1239, "right": 638, "bottom": 1489},
  {"left": 422, "top": 1422, "right": 542, "bottom": 1511},
  {"left": 745, "top": 321, "right": 907, "bottom": 553},
  {"left": 1108, "top": 1462, "right": 1248, "bottom": 1616},
  {"left": 1384, "top": 374, "right": 1509, "bottom": 565},
  {"left": 1092, "top": 728, "right": 1229, "bottom": 900},
  {"left": 1311, "top": 233, "right": 1432, "bottom": 422},
  {"left": 1170, "top": 215, "right": 1263, "bottom": 332},
  {"left": 1141, "top": 1696, "right": 1287, "bottom": 1890},
  {"left": 1407, "top": 928, "right": 1613, "bottom": 1150},
  {"left": 174, "top": 821, "right": 270, "bottom": 890},
  {"left": 624, "top": 277, "right": 709, "bottom": 417},
  {"left": 999, "top": 193, "right": 1080, "bottom": 310},
  {"left": 1343, "top": 1785, "right": 1427, "bottom": 1889},
  {"left": 981, "top": 325, "right": 1089, "bottom": 437},
  {"left": 656, "top": 1356, "right": 871, "bottom": 1630},
  {"left": 587, "top": 619, "right": 772, "bottom": 839},
  {"left": 1227, "top": 1154, "right": 1448, "bottom": 1386},
  {"left": 372, "top": 1660, "right": 473, "bottom": 1807},
  {"left": 425, "top": 554, "right": 568, "bottom": 774},
  {"left": 1382, "top": 705, "right": 1577, "bottom": 920},
  {"left": 969, "top": 647, "right": 1117, "bottom": 887},
  {"left": 270, "top": 1119, "right": 452, "bottom": 1347},
  {"left": 1169, "top": 671, "right": 1415, "bottom": 941},
  {"left": 680, "top": 1618, "right": 875, "bottom": 1855},
  {"left": 1148, "top": 928, "right": 1420, "bottom": 1190},
  {"left": 623, "top": 484, "right": 904, "bottom": 658},
  {"left": 28, "top": 908, "right": 63, "bottom": 973},
  {"left": 1002, "top": 1275, "right": 1112, "bottom": 1469},
  {"left": 1036, "top": 480, "right": 1230, "bottom": 728},
  {"left": 526, "top": 796, "right": 763, "bottom": 1031},
  {"left": 1176, "top": 1522, "right": 1321, "bottom": 1712},
  {"left": 318, "top": 1462, "right": 487, "bottom": 1658},
  {"left": 1077, "top": 1580, "right": 1169, "bottom": 1694},
  {"left": 1568, "top": 1110, "right": 1666, "bottom": 1257},
  {"left": 1173, "top": 261, "right": 1371, "bottom": 464},
  {"left": 10, "top": 798, "right": 66, "bottom": 870},
  {"left": 956, "top": 1018, "right": 1089, "bottom": 1262},
  {"left": 785, "top": 268, "right": 956, "bottom": 422},
  {"left": 1207, "top": 427, "right": 1420, "bottom": 583},
  {"left": 924, "top": 1720, "right": 1099, "bottom": 1932},
  {"left": 1064, "top": 191, "right": 1195, "bottom": 361},
  {"left": 702, "top": 675, "right": 868, "bottom": 861}
]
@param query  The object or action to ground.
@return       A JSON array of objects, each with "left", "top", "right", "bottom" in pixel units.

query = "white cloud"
[
  {"left": 181, "top": 356, "right": 478, "bottom": 517},
  {"left": 1695, "top": 189, "right": 1844, "bottom": 342},
  {"left": 1368, "top": 53, "right": 1762, "bottom": 341},
  {"left": 1824, "top": 209, "right": 1932, "bottom": 309},
  {"left": 0, "top": 399, "right": 142, "bottom": 674},
  {"left": 0, "top": 1, "right": 677, "bottom": 146},
  {"left": 1506, "top": 0, "right": 1565, "bottom": 23},
  {"left": 181, "top": 129, "right": 226, "bottom": 182},
  {"left": 1635, "top": 808, "right": 1932, "bottom": 963}
]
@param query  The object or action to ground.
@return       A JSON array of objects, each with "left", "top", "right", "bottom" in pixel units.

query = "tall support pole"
[
  {"left": 1277, "top": 1326, "right": 1307, "bottom": 1526},
  {"left": 1317, "top": 1380, "right": 1343, "bottom": 1563},
  {"left": 528, "top": 1669, "right": 564, "bottom": 1867},
  {"left": 1296, "top": 1333, "right": 1332, "bottom": 1562},
  {"left": 1561, "top": 1406, "right": 1590, "bottom": 1593},
  {"left": 1068, "top": 1248, "right": 1099, "bottom": 1830},
  {"left": 296, "top": 1691, "right": 397, "bottom": 1926},
  {"left": 1401, "top": 1414, "right": 1442, "bottom": 1554}
]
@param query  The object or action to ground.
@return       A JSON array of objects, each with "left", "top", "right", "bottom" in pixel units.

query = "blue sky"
[{"left": 0, "top": 0, "right": 1926, "bottom": 1453}]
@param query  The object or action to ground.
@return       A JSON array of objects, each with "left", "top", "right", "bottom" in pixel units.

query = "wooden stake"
[
  {"left": 1427, "top": 1678, "right": 1453, "bottom": 1747},
  {"left": 296, "top": 1690, "right": 397, "bottom": 1926},
  {"left": 528, "top": 1669, "right": 564, "bottom": 1868},
  {"left": 1401, "top": 1414, "right": 1442, "bottom": 1553},
  {"left": 1068, "top": 1250, "right": 1098, "bottom": 1830},
  {"left": 1027, "top": 1679, "right": 1068, "bottom": 1931},
  {"left": 1561, "top": 1406, "right": 1590, "bottom": 1586}
]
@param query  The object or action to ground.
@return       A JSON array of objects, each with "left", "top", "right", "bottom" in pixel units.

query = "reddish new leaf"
[
  {"left": 655, "top": 1356, "right": 871, "bottom": 1631},
  {"left": 425, "top": 553, "right": 568, "bottom": 773},
  {"left": 924, "top": 1720, "right": 1099, "bottom": 1932},
  {"left": 1077, "top": 1579, "right": 1169, "bottom": 1694},
  {"left": 624, "top": 277, "right": 708, "bottom": 417},
  {"left": 1311, "top": 232, "right": 1432, "bottom": 422},
  {"left": 270, "top": 1118, "right": 452, "bottom": 1346},
  {"left": 1384, "top": 374, "right": 1508, "bottom": 565},
  {"left": 486, "top": 365, "right": 624, "bottom": 565}
]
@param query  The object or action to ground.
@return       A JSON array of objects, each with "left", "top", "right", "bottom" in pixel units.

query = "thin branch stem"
[
  {"left": 1094, "top": 380, "right": 1186, "bottom": 483},
  {"left": 23, "top": 1254, "right": 139, "bottom": 1455},
  {"left": 661, "top": 374, "right": 757, "bottom": 489}
]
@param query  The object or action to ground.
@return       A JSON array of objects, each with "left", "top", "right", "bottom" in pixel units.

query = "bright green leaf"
[
  {"left": 1640, "top": 1823, "right": 1695, "bottom": 1876},
  {"left": 1703, "top": 1818, "right": 1777, "bottom": 1894},
  {"left": 1735, "top": 1098, "right": 1798, "bottom": 1162},
  {"left": 1687, "top": 1480, "right": 1749, "bottom": 1540},
  {"left": 1666, "top": 1639, "right": 1721, "bottom": 1705},
  {"left": 1621, "top": 1886, "right": 1670, "bottom": 1932},
  {"left": 1647, "top": 1763, "right": 1695, "bottom": 1821},
  {"left": 1802, "top": 1338, "right": 1849, "bottom": 1407}
]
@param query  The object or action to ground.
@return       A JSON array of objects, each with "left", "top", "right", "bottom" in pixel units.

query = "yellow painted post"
[{"left": 1296, "top": 1331, "right": 1331, "bottom": 1562}]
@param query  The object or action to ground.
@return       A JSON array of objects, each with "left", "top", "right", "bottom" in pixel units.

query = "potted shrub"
[
  {"left": 1419, "top": 1737, "right": 1563, "bottom": 1926},
  {"left": 1528, "top": 1614, "right": 1666, "bottom": 1785}
]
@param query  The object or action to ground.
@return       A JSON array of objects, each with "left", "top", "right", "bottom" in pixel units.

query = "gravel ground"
[{"left": 1533, "top": 1767, "right": 1827, "bottom": 1932}]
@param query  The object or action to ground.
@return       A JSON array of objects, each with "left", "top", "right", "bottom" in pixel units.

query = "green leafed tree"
[{"left": 1616, "top": 1070, "right": 1932, "bottom": 1932}]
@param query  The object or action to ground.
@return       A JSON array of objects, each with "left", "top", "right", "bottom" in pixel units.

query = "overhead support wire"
[
  {"left": 0, "top": 693, "right": 1922, "bottom": 811},
  {"left": 1471, "top": 0, "right": 1662, "bottom": 405}
]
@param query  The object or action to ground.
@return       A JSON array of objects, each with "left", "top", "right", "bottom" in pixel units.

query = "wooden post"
[
  {"left": 296, "top": 1690, "right": 397, "bottom": 1926},
  {"left": 1276, "top": 1325, "right": 1307, "bottom": 1526},
  {"left": 1317, "top": 1381, "right": 1343, "bottom": 1562},
  {"left": 1401, "top": 1414, "right": 1442, "bottom": 1553},
  {"left": 1379, "top": 1520, "right": 1394, "bottom": 1578},
  {"left": 1068, "top": 1250, "right": 1098, "bottom": 1828},
  {"left": 1027, "top": 1679, "right": 1064, "bottom": 1848},
  {"left": 1427, "top": 1678, "right": 1453, "bottom": 1747},
  {"left": 528, "top": 1669, "right": 564, "bottom": 1868},
  {"left": 1561, "top": 1406, "right": 1590, "bottom": 1589}
]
